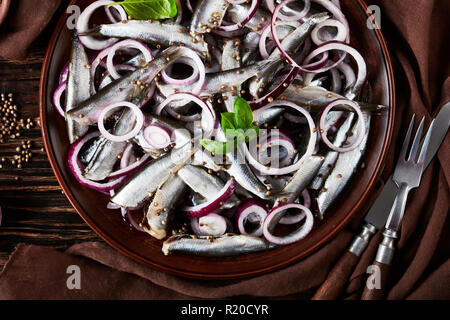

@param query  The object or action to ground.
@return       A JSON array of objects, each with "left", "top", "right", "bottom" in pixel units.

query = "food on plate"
[{"left": 54, "top": 0, "right": 386, "bottom": 256}]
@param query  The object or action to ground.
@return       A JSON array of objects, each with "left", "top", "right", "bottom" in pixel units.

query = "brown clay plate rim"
[
  {"left": 40, "top": 0, "right": 395, "bottom": 280},
  {"left": 0, "top": 0, "right": 11, "bottom": 26}
]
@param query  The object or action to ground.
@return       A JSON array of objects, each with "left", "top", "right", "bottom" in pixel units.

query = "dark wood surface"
[{"left": 0, "top": 32, "right": 102, "bottom": 270}]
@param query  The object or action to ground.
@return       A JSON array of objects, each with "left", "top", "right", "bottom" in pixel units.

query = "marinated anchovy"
[
  {"left": 249, "top": 13, "right": 330, "bottom": 98},
  {"left": 274, "top": 155, "right": 324, "bottom": 205},
  {"left": 146, "top": 175, "right": 186, "bottom": 240},
  {"left": 241, "top": 32, "right": 261, "bottom": 65},
  {"left": 190, "top": 0, "right": 229, "bottom": 35},
  {"left": 316, "top": 114, "right": 372, "bottom": 218},
  {"left": 84, "top": 108, "right": 137, "bottom": 181},
  {"left": 310, "top": 113, "right": 355, "bottom": 191},
  {"left": 84, "top": 21, "right": 209, "bottom": 58},
  {"left": 284, "top": 85, "right": 386, "bottom": 113},
  {"left": 112, "top": 142, "right": 196, "bottom": 208},
  {"left": 65, "top": 35, "right": 91, "bottom": 143},
  {"left": 67, "top": 47, "right": 192, "bottom": 125},
  {"left": 178, "top": 165, "right": 240, "bottom": 209},
  {"left": 162, "top": 233, "right": 276, "bottom": 256},
  {"left": 225, "top": 3, "right": 271, "bottom": 32},
  {"left": 221, "top": 39, "right": 241, "bottom": 112},
  {"left": 157, "top": 60, "right": 272, "bottom": 99},
  {"left": 253, "top": 107, "right": 285, "bottom": 125}
]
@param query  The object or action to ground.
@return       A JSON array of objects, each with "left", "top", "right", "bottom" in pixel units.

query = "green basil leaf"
[
  {"left": 233, "top": 97, "right": 253, "bottom": 129},
  {"left": 109, "top": 0, "right": 178, "bottom": 20},
  {"left": 201, "top": 139, "right": 238, "bottom": 155},
  {"left": 221, "top": 112, "right": 237, "bottom": 136}
]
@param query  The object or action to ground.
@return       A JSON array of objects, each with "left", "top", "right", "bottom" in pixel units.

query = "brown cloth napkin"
[
  {"left": 0, "top": 0, "right": 61, "bottom": 60},
  {"left": 0, "top": 0, "right": 449, "bottom": 300}
]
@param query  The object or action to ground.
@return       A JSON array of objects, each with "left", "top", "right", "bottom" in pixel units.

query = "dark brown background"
[{"left": 0, "top": 24, "right": 102, "bottom": 268}]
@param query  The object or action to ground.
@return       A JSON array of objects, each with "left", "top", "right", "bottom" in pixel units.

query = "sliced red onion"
[
  {"left": 279, "top": 189, "right": 311, "bottom": 224},
  {"left": 186, "top": 0, "right": 193, "bottom": 12},
  {"left": 183, "top": 179, "right": 237, "bottom": 218},
  {"left": 312, "top": 0, "right": 349, "bottom": 43},
  {"left": 77, "top": 0, "right": 127, "bottom": 50},
  {"left": 154, "top": 93, "right": 216, "bottom": 138},
  {"left": 311, "top": 18, "right": 347, "bottom": 46},
  {"left": 259, "top": 21, "right": 298, "bottom": 59},
  {"left": 68, "top": 131, "right": 126, "bottom": 192},
  {"left": 263, "top": 203, "right": 314, "bottom": 245},
  {"left": 161, "top": 56, "right": 200, "bottom": 86},
  {"left": 59, "top": 62, "right": 69, "bottom": 84},
  {"left": 53, "top": 82, "right": 67, "bottom": 117},
  {"left": 303, "top": 42, "right": 365, "bottom": 86},
  {"left": 191, "top": 213, "right": 228, "bottom": 237},
  {"left": 227, "top": 0, "right": 247, "bottom": 4},
  {"left": 246, "top": 101, "right": 317, "bottom": 175},
  {"left": 108, "top": 152, "right": 152, "bottom": 179},
  {"left": 106, "top": 40, "right": 153, "bottom": 79},
  {"left": 235, "top": 199, "right": 268, "bottom": 237},
  {"left": 174, "top": 0, "right": 183, "bottom": 24},
  {"left": 249, "top": 66, "right": 300, "bottom": 109},
  {"left": 104, "top": 3, "right": 123, "bottom": 23},
  {"left": 217, "top": 0, "right": 260, "bottom": 32},
  {"left": 143, "top": 124, "right": 172, "bottom": 149},
  {"left": 273, "top": 0, "right": 311, "bottom": 22},
  {"left": 211, "top": 28, "right": 246, "bottom": 38},
  {"left": 258, "top": 134, "right": 296, "bottom": 167},
  {"left": 338, "top": 62, "right": 356, "bottom": 90},
  {"left": 98, "top": 101, "right": 144, "bottom": 142},
  {"left": 121, "top": 208, "right": 146, "bottom": 233},
  {"left": 319, "top": 98, "right": 365, "bottom": 152}
]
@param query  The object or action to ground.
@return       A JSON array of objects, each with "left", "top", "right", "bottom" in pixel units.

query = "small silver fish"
[
  {"left": 84, "top": 21, "right": 209, "bottom": 58},
  {"left": 274, "top": 155, "right": 324, "bottom": 205},
  {"left": 65, "top": 35, "right": 91, "bottom": 143},
  {"left": 67, "top": 47, "right": 191, "bottom": 125},
  {"left": 309, "top": 113, "right": 355, "bottom": 191},
  {"left": 162, "top": 233, "right": 276, "bottom": 256},
  {"left": 190, "top": 0, "right": 229, "bottom": 35},
  {"left": 221, "top": 39, "right": 241, "bottom": 112},
  {"left": 316, "top": 114, "right": 372, "bottom": 218},
  {"left": 111, "top": 142, "right": 196, "bottom": 208},
  {"left": 157, "top": 60, "right": 272, "bottom": 99},
  {"left": 146, "top": 175, "right": 186, "bottom": 240},
  {"left": 177, "top": 165, "right": 240, "bottom": 209},
  {"left": 84, "top": 108, "right": 137, "bottom": 181}
]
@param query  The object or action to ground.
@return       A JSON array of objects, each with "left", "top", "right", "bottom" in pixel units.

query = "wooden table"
[{"left": 0, "top": 30, "right": 102, "bottom": 269}]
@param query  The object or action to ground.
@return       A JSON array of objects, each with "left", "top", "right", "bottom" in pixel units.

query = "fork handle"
[
  {"left": 312, "top": 223, "right": 377, "bottom": 300},
  {"left": 361, "top": 229, "right": 398, "bottom": 300}
]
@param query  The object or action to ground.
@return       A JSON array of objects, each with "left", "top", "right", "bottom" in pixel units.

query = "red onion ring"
[
  {"left": 258, "top": 134, "right": 296, "bottom": 167},
  {"left": 246, "top": 101, "right": 317, "bottom": 175},
  {"left": 98, "top": 101, "right": 144, "bottom": 142},
  {"left": 319, "top": 99, "right": 365, "bottom": 152},
  {"left": 217, "top": 0, "right": 260, "bottom": 32},
  {"left": 121, "top": 208, "right": 146, "bottom": 233},
  {"left": 191, "top": 213, "right": 228, "bottom": 237},
  {"left": 106, "top": 40, "right": 153, "bottom": 79},
  {"left": 337, "top": 62, "right": 356, "bottom": 90},
  {"left": 77, "top": 0, "right": 127, "bottom": 50},
  {"left": 312, "top": 0, "right": 349, "bottom": 43},
  {"left": 53, "top": 82, "right": 67, "bottom": 118},
  {"left": 183, "top": 179, "right": 237, "bottom": 218},
  {"left": 304, "top": 41, "right": 367, "bottom": 91},
  {"left": 154, "top": 93, "right": 216, "bottom": 138},
  {"left": 249, "top": 66, "right": 300, "bottom": 109},
  {"left": 235, "top": 199, "right": 268, "bottom": 237},
  {"left": 263, "top": 203, "right": 314, "bottom": 245},
  {"left": 311, "top": 18, "right": 347, "bottom": 46},
  {"left": 68, "top": 131, "right": 127, "bottom": 191},
  {"left": 279, "top": 189, "right": 311, "bottom": 224},
  {"left": 59, "top": 62, "right": 69, "bottom": 84},
  {"left": 161, "top": 56, "right": 200, "bottom": 86},
  {"left": 143, "top": 124, "right": 172, "bottom": 149}
]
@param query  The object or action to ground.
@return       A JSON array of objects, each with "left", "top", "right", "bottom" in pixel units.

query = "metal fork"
[{"left": 361, "top": 115, "right": 435, "bottom": 300}]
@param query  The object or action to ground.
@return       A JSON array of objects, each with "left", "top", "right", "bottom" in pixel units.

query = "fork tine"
[
  {"left": 417, "top": 119, "right": 435, "bottom": 165},
  {"left": 400, "top": 114, "right": 415, "bottom": 160},
  {"left": 408, "top": 116, "right": 425, "bottom": 161}
]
